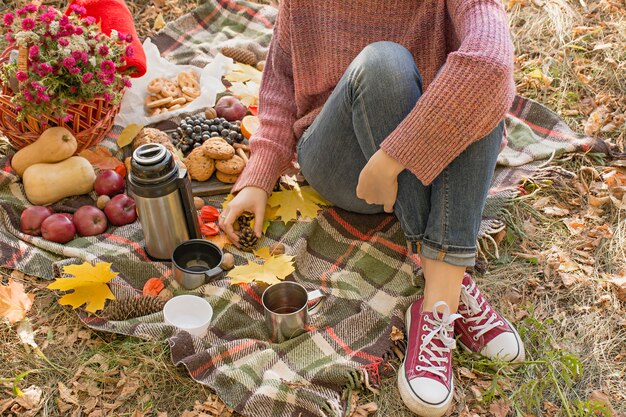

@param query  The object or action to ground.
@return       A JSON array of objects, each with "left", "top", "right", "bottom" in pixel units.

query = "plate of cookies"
[{"left": 116, "top": 39, "right": 229, "bottom": 126}]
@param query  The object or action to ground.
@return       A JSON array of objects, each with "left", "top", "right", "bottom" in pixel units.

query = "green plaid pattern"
[{"left": 0, "top": 1, "right": 612, "bottom": 416}]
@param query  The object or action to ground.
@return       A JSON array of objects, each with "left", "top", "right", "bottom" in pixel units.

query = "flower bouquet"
[{"left": 0, "top": 3, "right": 134, "bottom": 151}]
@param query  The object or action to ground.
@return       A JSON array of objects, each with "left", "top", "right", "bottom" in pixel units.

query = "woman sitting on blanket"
[{"left": 219, "top": 1, "right": 525, "bottom": 415}]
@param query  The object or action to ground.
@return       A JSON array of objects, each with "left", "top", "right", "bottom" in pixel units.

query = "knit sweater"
[{"left": 232, "top": 0, "right": 515, "bottom": 195}]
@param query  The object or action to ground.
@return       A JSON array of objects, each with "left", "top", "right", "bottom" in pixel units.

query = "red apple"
[
  {"left": 73, "top": 205, "right": 108, "bottom": 236},
  {"left": 41, "top": 213, "right": 76, "bottom": 243},
  {"left": 104, "top": 194, "right": 137, "bottom": 226},
  {"left": 20, "top": 206, "right": 54, "bottom": 236},
  {"left": 94, "top": 169, "right": 125, "bottom": 196},
  {"left": 215, "top": 96, "right": 247, "bottom": 122}
]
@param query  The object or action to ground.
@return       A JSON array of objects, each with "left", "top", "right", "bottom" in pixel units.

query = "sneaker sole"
[
  {"left": 458, "top": 318, "right": 525, "bottom": 363},
  {"left": 397, "top": 306, "right": 453, "bottom": 417}
]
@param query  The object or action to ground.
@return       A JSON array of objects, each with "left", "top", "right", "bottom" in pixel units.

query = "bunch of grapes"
[{"left": 170, "top": 114, "right": 245, "bottom": 155}]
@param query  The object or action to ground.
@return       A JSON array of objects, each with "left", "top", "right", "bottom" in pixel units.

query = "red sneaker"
[
  {"left": 456, "top": 273, "right": 525, "bottom": 362},
  {"left": 398, "top": 299, "right": 461, "bottom": 417}
]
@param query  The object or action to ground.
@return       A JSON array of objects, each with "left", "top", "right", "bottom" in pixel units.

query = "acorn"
[
  {"left": 221, "top": 253, "right": 235, "bottom": 270},
  {"left": 205, "top": 107, "right": 217, "bottom": 120}
]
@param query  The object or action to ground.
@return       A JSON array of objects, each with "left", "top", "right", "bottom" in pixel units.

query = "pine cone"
[
  {"left": 221, "top": 47, "right": 257, "bottom": 66},
  {"left": 102, "top": 296, "right": 166, "bottom": 321},
  {"left": 238, "top": 226, "right": 258, "bottom": 252},
  {"left": 237, "top": 212, "right": 255, "bottom": 228}
]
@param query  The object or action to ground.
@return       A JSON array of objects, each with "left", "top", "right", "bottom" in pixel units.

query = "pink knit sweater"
[{"left": 232, "top": 0, "right": 515, "bottom": 195}]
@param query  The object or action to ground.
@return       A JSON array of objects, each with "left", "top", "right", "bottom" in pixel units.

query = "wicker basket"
[{"left": 0, "top": 45, "right": 123, "bottom": 152}]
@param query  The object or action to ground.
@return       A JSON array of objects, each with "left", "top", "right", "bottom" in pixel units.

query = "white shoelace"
[
  {"left": 459, "top": 280, "right": 502, "bottom": 339},
  {"left": 416, "top": 301, "right": 461, "bottom": 381}
]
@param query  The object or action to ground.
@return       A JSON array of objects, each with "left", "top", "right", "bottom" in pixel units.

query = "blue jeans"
[{"left": 296, "top": 41, "right": 503, "bottom": 267}]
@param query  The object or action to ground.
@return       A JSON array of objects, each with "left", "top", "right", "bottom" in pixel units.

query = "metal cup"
[
  {"left": 262, "top": 281, "right": 324, "bottom": 343},
  {"left": 172, "top": 239, "right": 223, "bottom": 290}
]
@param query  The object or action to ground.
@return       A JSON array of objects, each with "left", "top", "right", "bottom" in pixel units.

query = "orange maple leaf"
[
  {"left": 0, "top": 279, "right": 35, "bottom": 324},
  {"left": 79, "top": 146, "right": 123, "bottom": 171}
]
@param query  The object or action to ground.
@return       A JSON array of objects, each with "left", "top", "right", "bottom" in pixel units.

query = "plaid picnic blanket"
[{"left": 0, "top": 1, "right": 613, "bottom": 416}]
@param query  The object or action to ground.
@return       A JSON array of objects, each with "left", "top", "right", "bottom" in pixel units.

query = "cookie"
[
  {"left": 202, "top": 138, "right": 235, "bottom": 160},
  {"left": 215, "top": 155, "right": 245, "bottom": 175},
  {"left": 216, "top": 170, "right": 239, "bottom": 184},
  {"left": 133, "top": 127, "right": 172, "bottom": 149},
  {"left": 185, "top": 148, "right": 215, "bottom": 182}
]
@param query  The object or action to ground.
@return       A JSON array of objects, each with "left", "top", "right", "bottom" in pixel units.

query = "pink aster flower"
[
  {"left": 103, "top": 92, "right": 114, "bottom": 101},
  {"left": 28, "top": 45, "right": 39, "bottom": 58},
  {"left": 82, "top": 72, "right": 94, "bottom": 83},
  {"left": 69, "top": 4, "right": 87, "bottom": 15},
  {"left": 74, "top": 26, "right": 84, "bottom": 35},
  {"left": 24, "top": 4, "right": 38, "bottom": 13},
  {"left": 59, "top": 37, "right": 69, "bottom": 46},
  {"left": 30, "top": 82, "right": 44, "bottom": 92},
  {"left": 125, "top": 34, "right": 133, "bottom": 43},
  {"left": 60, "top": 15, "right": 69, "bottom": 26},
  {"left": 123, "top": 79, "right": 132, "bottom": 88},
  {"left": 16, "top": 71, "right": 28, "bottom": 82},
  {"left": 37, "top": 91, "right": 50, "bottom": 102},
  {"left": 70, "top": 67, "right": 81, "bottom": 75},
  {"left": 100, "top": 60, "right": 115, "bottom": 74},
  {"left": 70, "top": 86, "right": 77, "bottom": 93},
  {"left": 39, "top": 63, "right": 53, "bottom": 74},
  {"left": 97, "top": 72, "right": 114, "bottom": 85},
  {"left": 21, "top": 18, "right": 35, "bottom": 31},
  {"left": 39, "top": 12, "right": 55, "bottom": 24},
  {"left": 62, "top": 57, "right": 76, "bottom": 69},
  {"left": 62, "top": 114, "right": 74, "bottom": 123},
  {"left": 4, "top": 33, "right": 14, "bottom": 42},
  {"left": 125, "top": 45, "right": 134, "bottom": 58},
  {"left": 117, "top": 32, "right": 126, "bottom": 41},
  {"left": 23, "top": 90, "right": 34, "bottom": 102},
  {"left": 16, "top": 8, "right": 27, "bottom": 17},
  {"left": 85, "top": 16, "right": 96, "bottom": 25},
  {"left": 2, "top": 13, "right": 14, "bottom": 26},
  {"left": 98, "top": 45, "right": 109, "bottom": 56}
]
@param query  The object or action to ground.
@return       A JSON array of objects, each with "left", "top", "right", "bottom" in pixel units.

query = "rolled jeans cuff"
[{"left": 406, "top": 237, "right": 477, "bottom": 267}]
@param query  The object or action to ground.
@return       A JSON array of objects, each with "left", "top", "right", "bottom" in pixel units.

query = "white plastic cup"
[{"left": 163, "top": 295, "right": 213, "bottom": 337}]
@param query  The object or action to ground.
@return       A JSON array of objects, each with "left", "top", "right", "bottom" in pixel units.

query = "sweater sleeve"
[
  {"left": 231, "top": 2, "right": 297, "bottom": 195},
  {"left": 379, "top": 0, "right": 515, "bottom": 186}
]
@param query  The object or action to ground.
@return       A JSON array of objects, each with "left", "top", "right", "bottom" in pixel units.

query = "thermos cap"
[{"left": 130, "top": 143, "right": 177, "bottom": 185}]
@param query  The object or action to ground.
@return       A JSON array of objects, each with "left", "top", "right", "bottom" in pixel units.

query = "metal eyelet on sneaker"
[
  {"left": 421, "top": 335, "right": 426, "bottom": 340},
  {"left": 415, "top": 366, "right": 422, "bottom": 371},
  {"left": 418, "top": 355, "right": 425, "bottom": 361},
  {"left": 468, "top": 326, "right": 474, "bottom": 331},
  {"left": 473, "top": 335, "right": 479, "bottom": 341},
  {"left": 462, "top": 318, "right": 468, "bottom": 323},
  {"left": 422, "top": 325, "right": 428, "bottom": 331},
  {"left": 498, "top": 321, "right": 504, "bottom": 326}
]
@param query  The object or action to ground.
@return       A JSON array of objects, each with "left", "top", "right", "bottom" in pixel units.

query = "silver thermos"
[{"left": 128, "top": 143, "right": 201, "bottom": 260}]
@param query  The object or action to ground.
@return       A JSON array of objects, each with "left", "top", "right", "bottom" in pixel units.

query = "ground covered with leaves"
[{"left": 1, "top": 0, "right": 625, "bottom": 416}]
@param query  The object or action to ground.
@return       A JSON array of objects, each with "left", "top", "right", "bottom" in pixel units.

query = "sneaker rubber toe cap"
[
  {"left": 409, "top": 377, "right": 451, "bottom": 405},
  {"left": 480, "top": 331, "right": 525, "bottom": 362}
]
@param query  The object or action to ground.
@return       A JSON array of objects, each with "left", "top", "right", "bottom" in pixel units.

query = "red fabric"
[{"left": 66, "top": 0, "right": 146, "bottom": 77}]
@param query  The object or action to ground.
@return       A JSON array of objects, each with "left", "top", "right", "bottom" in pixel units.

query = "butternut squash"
[
  {"left": 11, "top": 127, "right": 78, "bottom": 177},
  {"left": 23, "top": 157, "right": 96, "bottom": 205}
]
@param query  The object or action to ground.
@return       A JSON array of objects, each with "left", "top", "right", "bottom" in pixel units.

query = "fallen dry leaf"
[
  {"left": 489, "top": 399, "right": 511, "bottom": 417},
  {"left": 607, "top": 272, "right": 626, "bottom": 302},
  {"left": 57, "top": 382, "right": 79, "bottom": 406},
  {"left": 390, "top": 326, "right": 404, "bottom": 342},
  {"left": 117, "top": 124, "right": 144, "bottom": 148},
  {"left": 79, "top": 146, "right": 123, "bottom": 171},
  {"left": 542, "top": 206, "right": 570, "bottom": 216},
  {"left": 206, "top": 233, "right": 233, "bottom": 250},
  {"left": 0, "top": 278, "right": 35, "bottom": 324},
  {"left": 47, "top": 262, "right": 117, "bottom": 313},
  {"left": 268, "top": 185, "right": 330, "bottom": 223},
  {"left": 14, "top": 385, "right": 43, "bottom": 411},
  {"left": 153, "top": 13, "right": 166, "bottom": 31},
  {"left": 562, "top": 217, "right": 585, "bottom": 235},
  {"left": 227, "top": 253, "right": 295, "bottom": 285}
]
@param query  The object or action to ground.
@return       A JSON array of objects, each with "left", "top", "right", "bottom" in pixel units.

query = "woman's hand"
[
  {"left": 219, "top": 186, "right": 268, "bottom": 246},
  {"left": 356, "top": 149, "right": 404, "bottom": 213}
]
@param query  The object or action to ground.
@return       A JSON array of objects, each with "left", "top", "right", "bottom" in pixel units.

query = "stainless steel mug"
[
  {"left": 172, "top": 239, "right": 223, "bottom": 290},
  {"left": 262, "top": 281, "right": 323, "bottom": 343}
]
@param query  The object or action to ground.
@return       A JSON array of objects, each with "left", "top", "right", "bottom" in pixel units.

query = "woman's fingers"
[
  {"left": 253, "top": 203, "right": 266, "bottom": 238},
  {"left": 221, "top": 206, "right": 242, "bottom": 247}
]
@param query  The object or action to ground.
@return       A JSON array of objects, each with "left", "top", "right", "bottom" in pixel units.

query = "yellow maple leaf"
[
  {"left": 47, "top": 262, "right": 117, "bottom": 313},
  {"left": 0, "top": 279, "right": 35, "bottom": 324},
  {"left": 227, "top": 253, "right": 295, "bottom": 285},
  {"left": 117, "top": 124, "right": 144, "bottom": 148},
  {"left": 268, "top": 185, "right": 330, "bottom": 223},
  {"left": 229, "top": 81, "right": 259, "bottom": 107},
  {"left": 206, "top": 233, "right": 233, "bottom": 250},
  {"left": 224, "top": 62, "right": 263, "bottom": 84},
  {"left": 253, "top": 247, "right": 272, "bottom": 260}
]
